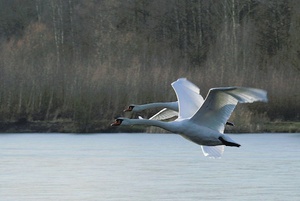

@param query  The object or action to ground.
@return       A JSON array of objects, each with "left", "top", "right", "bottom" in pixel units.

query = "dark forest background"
[{"left": 0, "top": 0, "right": 299, "bottom": 132}]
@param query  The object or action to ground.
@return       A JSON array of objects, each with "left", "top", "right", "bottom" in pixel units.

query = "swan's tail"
[
  {"left": 201, "top": 145, "right": 224, "bottom": 158},
  {"left": 219, "top": 135, "right": 241, "bottom": 147}
]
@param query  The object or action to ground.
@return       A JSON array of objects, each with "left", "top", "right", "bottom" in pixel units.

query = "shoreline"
[{"left": 0, "top": 120, "right": 299, "bottom": 134}]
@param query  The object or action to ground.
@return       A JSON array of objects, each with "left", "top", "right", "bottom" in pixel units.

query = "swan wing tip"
[{"left": 201, "top": 145, "right": 225, "bottom": 159}]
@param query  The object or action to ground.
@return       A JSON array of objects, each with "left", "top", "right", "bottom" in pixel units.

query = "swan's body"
[
  {"left": 112, "top": 117, "right": 237, "bottom": 146},
  {"left": 113, "top": 78, "right": 268, "bottom": 158}
]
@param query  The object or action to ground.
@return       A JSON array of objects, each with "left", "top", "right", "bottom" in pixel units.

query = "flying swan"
[
  {"left": 123, "top": 79, "right": 234, "bottom": 127},
  {"left": 123, "top": 77, "right": 199, "bottom": 121},
  {"left": 112, "top": 78, "right": 268, "bottom": 158}
]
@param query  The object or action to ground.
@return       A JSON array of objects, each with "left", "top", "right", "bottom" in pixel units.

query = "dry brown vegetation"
[{"left": 0, "top": 0, "right": 299, "bottom": 132}]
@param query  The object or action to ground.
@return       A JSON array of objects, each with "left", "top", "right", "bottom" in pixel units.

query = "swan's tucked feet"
[
  {"left": 218, "top": 137, "right": 241, "bottom": 147},
  {"left": 226, "top": 121, "right": 235, "bottom": 126}
]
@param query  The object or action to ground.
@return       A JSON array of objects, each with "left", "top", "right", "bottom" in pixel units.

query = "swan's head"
[
  {"left": 123, "top": 104, "right": 136, "bottom": 112},
  {"left": 123, "top": 104, "right": 143, "bottom": 112},
  {"left": 111, "top": 117, "right": 130, "bottom": 126}
]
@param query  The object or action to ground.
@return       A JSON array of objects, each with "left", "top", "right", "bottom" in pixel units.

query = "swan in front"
[{"left": 112, "top": 78, "right": 268, "bottom": 157}]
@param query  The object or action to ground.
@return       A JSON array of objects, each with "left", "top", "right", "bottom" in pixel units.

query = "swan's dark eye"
[{"left": 124, "top": 105, "right": 134, "bottom": 112}]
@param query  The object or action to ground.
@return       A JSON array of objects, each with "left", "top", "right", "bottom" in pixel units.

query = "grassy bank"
[
  {"left": 0, "top": 120, "right": 113, "bottom": 133},
  {"left": 0, "top": 120, "right": 299, "bottom": 134},
  {"left": 260, "top": 122, "right": 300, "bottom": 133}
]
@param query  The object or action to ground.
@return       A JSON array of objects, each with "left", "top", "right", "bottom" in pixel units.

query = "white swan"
[
  {"left": 112, "top": 78, "right": 268, "bottom": 158},
  {"left": 123, "top": 78, "right": 202, "bottom": 120}
]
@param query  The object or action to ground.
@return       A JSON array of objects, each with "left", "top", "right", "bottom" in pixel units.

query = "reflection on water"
[{"left": 0, "top": 133, "right": 300, "bottom": 201}]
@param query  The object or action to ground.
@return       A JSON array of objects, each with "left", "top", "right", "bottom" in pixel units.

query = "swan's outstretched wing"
[
  {"left": 171, "top": 78, "right": 204, "bottom": 119},
  {"left": 191, "top": 87, "right": 268, "bottom": 133},
  {"left": 149, "top": 108, "right": 178, "bottom": 120},
  {"left": 201, "top": 145, "right": 224, "bottom": 158},
  {"left": 176, "top": 78, "right": 200, "bottom": 94}
]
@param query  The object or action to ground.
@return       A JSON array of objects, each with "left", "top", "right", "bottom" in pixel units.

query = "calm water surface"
[{"left": 0, "top": 133, "right": 300, "bottom": 201}]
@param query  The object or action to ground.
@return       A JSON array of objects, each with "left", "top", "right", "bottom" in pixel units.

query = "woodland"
[{"left": 0, "top": 0, "right": 299, "bottom": 133}]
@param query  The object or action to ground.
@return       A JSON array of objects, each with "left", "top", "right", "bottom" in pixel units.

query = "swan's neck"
[
  {"left": 139, "top": 102, "right": 178, "bottom": 111},
  {"left": 126, "top": 118, "right": 178, "bottom": 133}
]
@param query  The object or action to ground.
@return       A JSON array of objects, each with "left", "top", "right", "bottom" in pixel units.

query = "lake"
[{"left": 0, "top": 133, "right": 299, "bottom": 201}]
